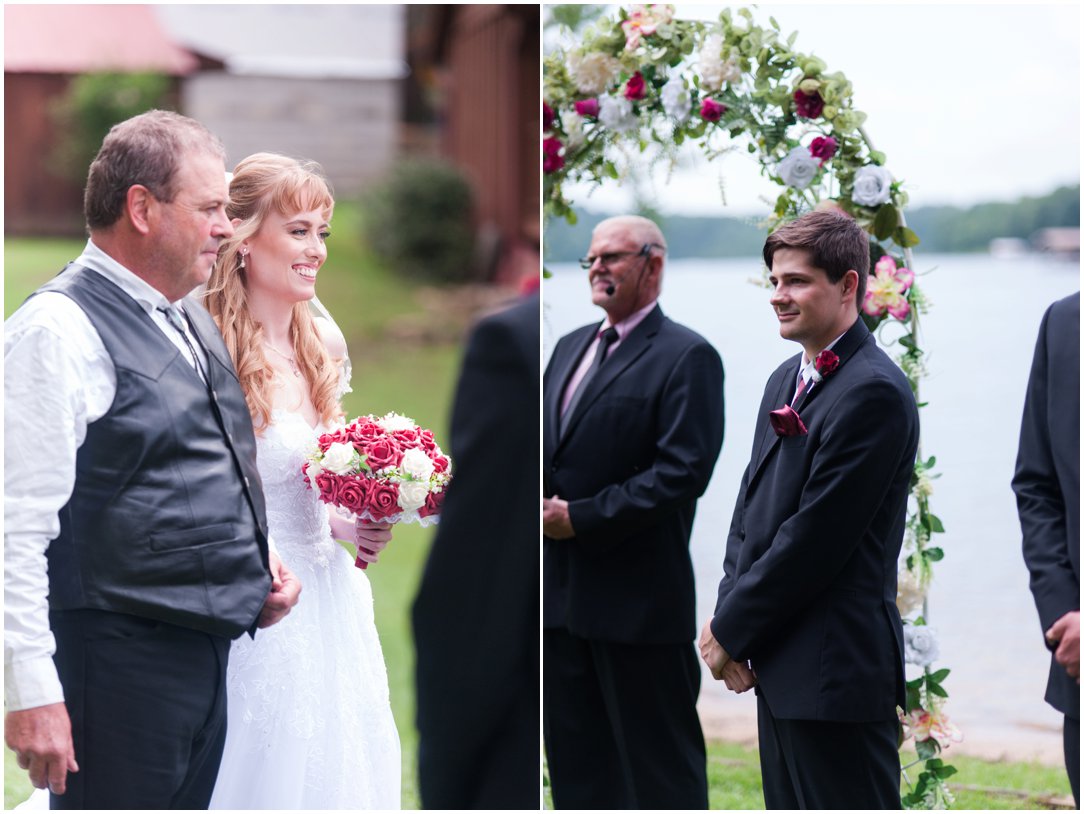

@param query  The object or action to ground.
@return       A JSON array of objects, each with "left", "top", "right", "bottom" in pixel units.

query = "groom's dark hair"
[{"left": 763, "top": 210, "right": 870, "bottom": 307}]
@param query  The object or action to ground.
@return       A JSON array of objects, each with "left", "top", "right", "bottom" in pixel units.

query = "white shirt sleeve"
[{"left": 4, "top": 293, "right": 115, "bottom": 710}]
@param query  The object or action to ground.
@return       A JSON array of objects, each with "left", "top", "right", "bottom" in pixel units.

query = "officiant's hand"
[
  {"left": 698, "top": 620, "right": 732, "bottom": 680},
  {"left": 543, "top": 496, "right": 574, "bottom": 539},
  {"left": 354, "top": 521, "right": 393, "bottom": 566},
  {"left": 5, "top": 703, "right": 79, "bottom": 794},
  {"left": 258, "top": 551, "right": 302, "bottom": 628},
  {"left": 1047, "top": 610, "right": 1080, "bottom": 682}
]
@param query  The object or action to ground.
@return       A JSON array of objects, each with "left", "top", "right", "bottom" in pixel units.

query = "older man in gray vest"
[{"left": 4, "top": 110, "right": 300, "bottom": 810}]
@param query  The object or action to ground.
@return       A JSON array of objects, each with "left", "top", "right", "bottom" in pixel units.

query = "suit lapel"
[
  {"left": 557, "top": 306, "right": 663, "bottom": 448},
  {"left": 791, "top": 317, "right": 871, "bottom": 414},
  {"left": 544, "top": 323, "right": 597, "bottom": 458}
]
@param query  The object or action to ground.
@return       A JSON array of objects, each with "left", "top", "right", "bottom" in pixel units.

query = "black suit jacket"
[
  {"left": 711, "top": 318, "right": 918, "bottom": 721},
  {"left": 412, "top": 291, "right": 540, "bottom": 809},
  {"left": 543, "top": 305, "right": 724, "bottom": 644},
  {"left": 1013, "top": 291, "right": 1080, "bottom": 719}
]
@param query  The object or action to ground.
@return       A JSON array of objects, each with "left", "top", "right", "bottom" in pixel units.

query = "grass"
[{"left": 3, "top": 202, "right": 467, "bottom": 810}]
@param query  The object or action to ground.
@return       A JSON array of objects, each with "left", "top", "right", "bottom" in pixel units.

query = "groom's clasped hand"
[{"left": 698, "top": 624, "right": 756, "bottom": 693}]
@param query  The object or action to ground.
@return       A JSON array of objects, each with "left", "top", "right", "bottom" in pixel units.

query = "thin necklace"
[{"left": 264, "top": 342, "right": 302, "bottom": 378}]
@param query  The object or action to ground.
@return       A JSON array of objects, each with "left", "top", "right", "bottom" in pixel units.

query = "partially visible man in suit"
[
  {"left": 4, "top": 110, "right": 300, "bottom": 809},
  {"left": 413, "top": 287, "right": 540, "bottom": 810},
  {"left": 543, "top": 215, "right": 724, "bottom": 809},
  {"left": 1012, "top": 291, "right": 1079, "bottom": 807},
  {"left": 701, "top": 211, "right": 918, "bottom": 809}
]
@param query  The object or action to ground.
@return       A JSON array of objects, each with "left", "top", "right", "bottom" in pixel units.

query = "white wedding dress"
[{"left": 208, "top": 406, "right": 401, "bottom": 810}]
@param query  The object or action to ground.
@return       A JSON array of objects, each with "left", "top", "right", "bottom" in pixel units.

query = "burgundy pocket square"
[{"left": 769, "top": 404, "right": 807, "bottom": 437}]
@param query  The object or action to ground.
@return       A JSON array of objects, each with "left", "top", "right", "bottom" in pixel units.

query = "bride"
[{"left": 203, "top": 153, "right": 401, "bottom": 809}]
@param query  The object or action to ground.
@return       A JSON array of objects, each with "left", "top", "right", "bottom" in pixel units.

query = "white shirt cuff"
[{"left": 5, "top": 656, "right": 65, "bottom": 711}]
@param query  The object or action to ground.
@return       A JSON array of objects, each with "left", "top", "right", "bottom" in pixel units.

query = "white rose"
[
  {"left": 852, "top": 165, "right": 893, "bottom": 207},
  {"left": 697, "top": 33, "right": 726, "bottom": 92},
  {"left": 376, "top": 412, "right": 416, "bottom": 432},
  {"left": 896, "top": 565, "right": 927, "bottom": 617},
  {"left": 904, "top": 624, "right": 940, "bottom": 667},
  {"left": 401, "top": 447, "right": 435, "bottom": 481},
  {"left": 567, "top": 50, "right": 621, "bottom": 95},
  {"left": 777, "top": 146, "right": 821, "bottom": 190},
  {"left": 397, "top": 480, "right": 429, "bottom": 512},
  {"left": 660, "top": 75, "right": 691, "bottom": 123},
  {"left": 321, "top": 442, "right": 356, "bottom": 475},
  {"left": 598, "top": 94, "right": 638, "bottom": 134},
  {"left": 564, "top": 112, "right": 587, "bottom": 150},
  {"left": 306, "top": 459, "right": 323, "bottom": 490}
]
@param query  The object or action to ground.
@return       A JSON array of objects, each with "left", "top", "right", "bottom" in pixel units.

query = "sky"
[{"left": 553, "top": 2, "right": 1081, "bottom": 215}]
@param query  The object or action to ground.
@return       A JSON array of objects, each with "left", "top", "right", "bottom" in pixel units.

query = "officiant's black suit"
[
  {"left": 1013, "top": 291, "right": 1080, "bottom": 806},
  {"left": 711, "top": 317, "right": 917, "bottom": 809},
  {"left": 413, "top": 290, "right": 540, "bottom": 810},
  {"left": 543, "top": 304, "right": 724, "bottom": 809}
]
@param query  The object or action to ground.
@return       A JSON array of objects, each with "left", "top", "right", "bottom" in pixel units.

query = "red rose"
[
  {"left": 363, "top": 437, "right": 402, "bottom": 471},
  {"left": 432, "top": 454, "right": 450, "bottom": 475},
  {"left": 815, "top": 349, "right": 840, "bottom": 376},
  {"left": 314, "top": 471, "right": 341, "bottom": 505},
  {"left": 543, "top": 102, "right": 555, "bottom": 131},
  {"left": 417, "top": 429, "right": 437, "bottom": 452},
  {"left": 809, "top": 136, "right": 838, "bottom": 165},
  {"left": 543, "top": 137, "right": 565, "bottom": 174},
  {"left": 367, "top": 481, "right": 400, "bottom": 521},
  {"left": 318, "top": 429, "right": 347, "bottom": 451},
  {"left": 336, "top": 477, "right": 369, "bottom": 514},
  {"left": 794, "top": 89, "right": 824, "bottom": 119},
  {"left": 574, "top": 98, "right": 600, "bottom": 118},
  {"left": 392, "top": 427, "right": 422, "bottom": 450},
  {"left": 419, "top": 489, "right": 445, "bottom": 519},
  {"left": 624, "top": 71, "right": 646, "bottom": 101},
  {"left": 699, "top": 97, "right": 726, "bottom": 123}
]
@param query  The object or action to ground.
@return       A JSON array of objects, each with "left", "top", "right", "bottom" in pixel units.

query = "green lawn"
[{"left": 3, "top": 205, "right": 467, "bottom": 810}]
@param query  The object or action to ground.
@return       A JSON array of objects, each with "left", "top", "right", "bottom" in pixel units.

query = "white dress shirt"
[
  {"left": 794, "top": 331, "right": 847, "bottom": 399},
  {"left": 5, "top": 242, "right": 217, "bottom": 710}
]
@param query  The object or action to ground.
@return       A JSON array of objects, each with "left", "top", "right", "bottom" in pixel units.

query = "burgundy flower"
[
  {"left": 364, "top": 436, "right": 402, "bottom": 471},
  {"left": 769, "top": 404, "right": 808, "bottom": 437},
  {"left": 314, "top": 471, "right": 341, "bottom": 504},
  {"left": 794, "top": 89, "right": 824, "bottom": 119},
  {"left": 543, "top": 102, "right": 555, "bottom": 131},
  {"left": 815, "top": 349, "right": 840, "bottom": 377},
  {"left": 419, "top": 489, "right": 445, "bottom": 519},
  {"left": 543, "top": 136, "right": 565, "bottom": 174},
  {"left": 699, "top": 97, "right": 727, "bottom": 123},
  {"left": 367, "top": 481, "right": 401, "bottom": 521},
  {"left": 574, "top": 98, "right": 600, "bottom": 118},
  {"left": 336, "top": 477, "right": 370, "bottom": 514},
  {"left": 624, "top": 71, "right": 647, "bottom": 101},
  {"left": 809, "top": 135, "right": 838, "bottom": 165}
]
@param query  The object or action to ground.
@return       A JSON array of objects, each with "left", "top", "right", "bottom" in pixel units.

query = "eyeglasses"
[{"left": 578, "top": 243, "right": 664, "bottom": 270}]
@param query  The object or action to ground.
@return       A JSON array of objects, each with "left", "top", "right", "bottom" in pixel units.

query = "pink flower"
[
  {"left": 574, "top": 98, "right": 600, "bottom": 118},
  {"left": 863, "top": 255, "right": 914, "bottom": 320},
  {"left": 620, "top": 5, "right": 673, "bottom": 50},
  {"left": 624, "top": 71, "right": 647, "bottom": 101},
  {"left": 543, "top": 136, "right": 565, "bottom": 174},
  {"left": 543, "top": 102, "right": 555, "bottom": 132},
  {"left": 699, "top": 97, "right": 727, "bottom": 123},
  {"left": 809, "top": 135, "right": 838, "bottom": 165},
  {"left": 900, "top": 708, "right": 963, "bottom": 750},
  {"left": 794, "top": 89, "right": 824, "bottom": 119}
]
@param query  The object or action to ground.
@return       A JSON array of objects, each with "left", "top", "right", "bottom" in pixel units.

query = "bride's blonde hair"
[{"left": 203, "top": 152, "right": 343, "bottom": 433}]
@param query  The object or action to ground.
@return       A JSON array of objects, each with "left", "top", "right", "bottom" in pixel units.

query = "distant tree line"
[{"left": 544, "top": 185, "right": 1080, "bottom": 262}]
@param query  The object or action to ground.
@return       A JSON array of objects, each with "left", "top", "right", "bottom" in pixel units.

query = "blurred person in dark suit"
[
  {"left": 413, "top": 287, "right": 540, "bottom": 809},
  {"left": 1013, "top": 291, "right": 1080, "bottom": 807}
]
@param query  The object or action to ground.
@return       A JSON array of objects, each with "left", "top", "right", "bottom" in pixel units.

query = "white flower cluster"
[
  {"left": 660, "top": 75, "right": 691, "bottom": 122},
  {"left": 568, "top": 50, "right": 621, "bottom": 95},
  {"left": 697, "top": 33, "right": 741, "bottom": 92},
  {"left": 598, "top": 94, "right": 638, "bottom": 133},
  {"left": 896, "top": 564, "right": 929, "bottom": 617}
]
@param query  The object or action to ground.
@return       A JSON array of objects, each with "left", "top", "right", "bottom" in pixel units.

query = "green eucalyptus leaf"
[
  {"left": 915, "top": 738, "right": 939, "bottom": 760},
  {"left": 872, "top": 204, "right": 899, "bottom": 241},
  {"left": 928, "top": 668, "right": 951, "bottom": 683},
  {"left": 924, "top": 547, "right": 944, "bottom": 562}
]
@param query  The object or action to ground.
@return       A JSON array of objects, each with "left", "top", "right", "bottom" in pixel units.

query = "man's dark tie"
[
  {"left": 158, "top": 305, "right": 209, "bottom": 387},
  {"left": 560, "top": 326, "right": 619, "bottom": 435},
  {"left": 792, "top": 373, "right": 808, "bottom": 405}
]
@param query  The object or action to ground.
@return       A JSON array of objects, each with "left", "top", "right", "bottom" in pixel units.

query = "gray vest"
[{"left": 38, "top": 265, "right": 271, "bottom": 639}]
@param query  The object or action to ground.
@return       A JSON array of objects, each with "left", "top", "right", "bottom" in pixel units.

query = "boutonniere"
[
  {"left": 810, "top": 349, "right": 840, "bottom": 383},
  {"left": 769, "top": 404, "right": 807, "bottom": 437}
]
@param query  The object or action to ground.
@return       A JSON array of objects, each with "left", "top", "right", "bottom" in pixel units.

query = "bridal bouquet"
[{"left": 302, "top": 412, "right": 452, "bottom": 568}]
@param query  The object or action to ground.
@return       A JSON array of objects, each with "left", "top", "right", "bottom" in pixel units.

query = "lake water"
[{"left": 544, "top": 252, "right": 1080, "bottom": 763}]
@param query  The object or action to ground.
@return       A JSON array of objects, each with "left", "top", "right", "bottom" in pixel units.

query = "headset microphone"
[{"left": 605, "top": 284, "right": 615, "bottom": 296}]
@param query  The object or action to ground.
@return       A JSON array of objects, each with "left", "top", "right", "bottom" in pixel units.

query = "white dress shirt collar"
[{"left": 797, "top": 331, "right": 847, "bottom": 388}]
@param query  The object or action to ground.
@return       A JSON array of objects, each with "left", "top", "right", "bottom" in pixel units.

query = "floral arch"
[{"left": 544, "top": 5, "right": 956, "bottom": 808}]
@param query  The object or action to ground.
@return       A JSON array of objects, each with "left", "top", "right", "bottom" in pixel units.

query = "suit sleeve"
[
  {"left": 411, "top": 306, "right": 539, "bottom": 807},
  {"left": 567, "top": 340, "right": 724, "bottom": 546},
  {"left": 1013, "top": 304, "right": 1079, "bottom": 632},
  {"left": 711, "top": 375, "right": 915, "bottom": 658}
]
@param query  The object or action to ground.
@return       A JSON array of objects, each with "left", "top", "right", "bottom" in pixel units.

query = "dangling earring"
[{"left": 239, "top": 249, "right": 247, "bottom": 270}]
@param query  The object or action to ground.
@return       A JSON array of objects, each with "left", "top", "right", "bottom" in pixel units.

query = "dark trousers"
[
  {"left": 1066, "top": 715, "right": 1080, "bottom": 808},
  {"left": 757, "top": 690, "right": 901, "bottom": 810},
  {"left": 49, "top": 609, "right": 231, "bottom": 810},
  {"left": 543, "top": 627, "right": 708, "bottom": 810}
]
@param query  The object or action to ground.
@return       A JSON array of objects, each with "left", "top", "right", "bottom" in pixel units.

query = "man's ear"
[
  {"left": 126, "top": 185, "right": 154, "bottom": 236},
  {"left": 841, "top": 269, "right": 860, "bottom": 304}
]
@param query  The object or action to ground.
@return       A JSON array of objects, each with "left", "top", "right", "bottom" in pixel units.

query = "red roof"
[{"left": 5, "top": 5, "right": 198, "bottom": 75}]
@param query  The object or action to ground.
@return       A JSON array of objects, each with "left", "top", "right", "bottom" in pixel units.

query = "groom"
[
  {"left": 4, "top": 110, "right": 300, "bottom": 809},
  {"left": 700, "top": 211, "right": 918, "bottom": 809}
]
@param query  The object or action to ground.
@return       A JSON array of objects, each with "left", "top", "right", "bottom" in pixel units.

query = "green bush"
[
  {"left": 362, "top": 159, "right": 478, "bottom": 284},
  {"left": 48, "top": 71, "right": 173, "bottom": 184}
]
